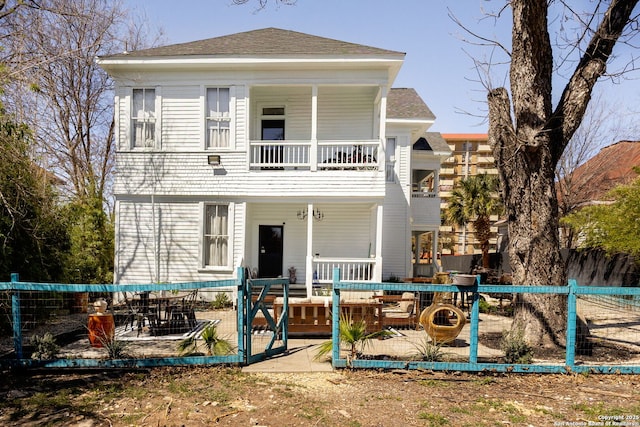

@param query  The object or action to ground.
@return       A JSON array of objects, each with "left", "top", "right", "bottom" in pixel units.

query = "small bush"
[
  {"left": 500, "top": 326, "right": 533, "bottom": 364},
  {"left": 478, "top": 298, "right": 494, "bottom": 314},
  {"left": 30, "top": 332, "right": 60, "bottom": 360},
  {"left": 411, "top": 336, "right": 446, "bottom": 362},
  {"left": 97, "top": 335, "right": 130, "bottom": 359},
  {"left": 211, "top": 292, "right": 231, "bottom": 309}
]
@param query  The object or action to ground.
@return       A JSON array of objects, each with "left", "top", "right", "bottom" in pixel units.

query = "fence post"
[
  {"left": 468, "top": 275, "right": 481, "bottom": 364},
  {"left": 237, "top": 267, "right": 246, "bottom": 364},
  {"left": 331, "top": 267, "right": 341, "bottom": 366},
  {"left": 11, "top": 273, "right": 22, "bottom": 359},
  {"left": 565, "top": 279, "right": 578, "bottom": 370}
]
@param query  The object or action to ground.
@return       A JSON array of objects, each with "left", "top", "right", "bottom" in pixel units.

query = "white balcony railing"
[
  {"left": 249, "top": 139, "right": 379, "bottom": 171},
  {"left": 411, "top": 191, "right": 437, "bottom": 198},
  {"left": 312, "top": 257, "right": 378, "bottom": 284},
  {"left": 249, "top": 140, "right": 310, "bottom": 169}
]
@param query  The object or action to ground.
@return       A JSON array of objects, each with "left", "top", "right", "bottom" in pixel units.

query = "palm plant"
[
  {"left": 446, "top": 173, "right": 502, "bottom": 268},
  {"left": 177, "top": 324, "right": 234, "bottom": 356},
  {"left": 314, "top": 313, "right": 392, "bottom": 366}
]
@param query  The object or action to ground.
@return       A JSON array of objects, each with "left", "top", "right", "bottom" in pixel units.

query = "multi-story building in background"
[{"left": 438, "top": 134, "right": 500, "bottom": 257}]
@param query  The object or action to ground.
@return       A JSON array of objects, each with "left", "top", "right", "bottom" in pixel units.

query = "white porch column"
[
  {"left": 305, "top": 202, "right": 314, "bottom": 297},
  {"left": 374, "top": 204, "right": 383, "bottom": 282},
  {"left": 310, "top": 85, "right": 318, "bottom": 172},
  {"left": 378, "top": 86, "right": 387, "bottom": 170}
]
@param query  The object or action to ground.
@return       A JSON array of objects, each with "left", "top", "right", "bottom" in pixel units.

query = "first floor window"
[
  {"left": 132, "top": 88, "right": 156, "bottom": 148},
  {"left": 204, "top": 204, "right": 229, "bottom": 267}
]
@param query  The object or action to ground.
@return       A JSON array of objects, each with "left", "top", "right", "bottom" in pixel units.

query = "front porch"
[{"left": 245, "top": 201, "right": 383, "bottom": 297}]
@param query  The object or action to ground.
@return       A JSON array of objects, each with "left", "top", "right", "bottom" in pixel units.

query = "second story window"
[
  {"left": 385, "top": 137, "right": 397, "bottom": 183},
  {"left": 206, "top": 88, "right": 230, "bottom": 149},
  {"left": 132, "top": 88, "right": 156, "bottom": 148}
]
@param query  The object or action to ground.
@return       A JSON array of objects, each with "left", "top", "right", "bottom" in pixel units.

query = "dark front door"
[{"left": 258, "top": 225, "right": 283, "bottom": 278}]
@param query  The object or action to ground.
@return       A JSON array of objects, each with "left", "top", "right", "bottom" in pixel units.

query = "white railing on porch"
[
  {"left": 249, "top": 139, "right": 379, "bottom": 171},
  {"left": 411, "top": 191, "right": 438, "bottom": 198},
  {"left": 312, "top": 257, "right": 378, "bottom": 283},
  {"left": 249, "top": 140, "right": 310, "bottom": 169}
]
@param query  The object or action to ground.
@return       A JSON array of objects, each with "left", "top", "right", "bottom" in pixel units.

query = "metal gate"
[{"left": 243, "top": 269, "right": 289, "bottom": 364}]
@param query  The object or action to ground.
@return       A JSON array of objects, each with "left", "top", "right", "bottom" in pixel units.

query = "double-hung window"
[
  {"left": 203, "top": 204, "right": 229, "bottom": 268},
  {"left": 206, "top": 88, "right": 230, "bottom": 149},
  {"left": 385, "top": 137, "right": 397, "bottom": 183},
  {"left": 132, "top": 88, "right": 156, "bottom": 148}
]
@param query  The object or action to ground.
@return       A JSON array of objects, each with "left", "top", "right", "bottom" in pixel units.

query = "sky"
[{"left": 123, "top": 0, "right": 640, "bottom": 137}]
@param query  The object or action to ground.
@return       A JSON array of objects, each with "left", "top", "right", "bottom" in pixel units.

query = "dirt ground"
[{"left": 1, "top": 366, "right": 639, "bottom": 427}]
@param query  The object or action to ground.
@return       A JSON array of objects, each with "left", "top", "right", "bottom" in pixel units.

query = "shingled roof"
[
  {"left": 411, "top": 133, "right": 452, "bottom": 157},
  {"left": 567, "top": 140, "right": 640, "bottom": 206},
  {"left": 387, "top": 88, "right": 435, "bottom": 121},
  {"left": 103, "top": 27, "right": 405, "bottom": 59}
]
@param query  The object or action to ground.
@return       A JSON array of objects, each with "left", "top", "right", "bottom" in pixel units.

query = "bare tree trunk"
[{"left": 488, "top": 0, "right": 638, "bottom": 351}]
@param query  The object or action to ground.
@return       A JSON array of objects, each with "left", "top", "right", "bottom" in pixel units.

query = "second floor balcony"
[{"left": 249, "top": 139, "right": 380, "bottom": 171}]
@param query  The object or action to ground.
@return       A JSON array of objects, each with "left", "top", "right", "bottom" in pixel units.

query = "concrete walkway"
[{"left": 241, "top": 337, "right": 333, "bottom": 373}]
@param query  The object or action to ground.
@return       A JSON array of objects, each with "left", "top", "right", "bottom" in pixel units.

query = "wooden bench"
[{"left": 273, "top": 296, "right": 382, "bottom": 335}]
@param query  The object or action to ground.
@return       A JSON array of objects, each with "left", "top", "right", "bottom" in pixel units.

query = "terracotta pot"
[{"left": 88, "top": 314, "right": 115, "bottom": 348}]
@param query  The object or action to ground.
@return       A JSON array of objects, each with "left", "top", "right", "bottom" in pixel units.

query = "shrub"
[
  {"left": 211, "top": 292, "right": 231, "bottom": 310},
  {"left": 500, "top": 325, "right": 533, "bottom": 364},
  {"left": 30, "top": 332, "right": 60, "bottom": 360},
  {"left": 411, "top": 335, "right": 447, "bottom": 362}
]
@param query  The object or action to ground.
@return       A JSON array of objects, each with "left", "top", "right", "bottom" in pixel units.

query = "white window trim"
[
  {"left": 257, "top": 103, "right": 287, "bottom": 140},
  {"left": 202, "top": 86, "right": 235, "bottom": 151},
  {"left": 386, "top": 136, "right": 397, "bottom": 161},
  {"left": 198, "top": 201, "right": 234, "bottom": 272},
  {"left": 128, "top": 86, "right": 162, "bottom": 150}
]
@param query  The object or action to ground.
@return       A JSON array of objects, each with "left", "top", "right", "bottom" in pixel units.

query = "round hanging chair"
[{"left": 419, "top": 304, "right": 466, "bottom": 344}]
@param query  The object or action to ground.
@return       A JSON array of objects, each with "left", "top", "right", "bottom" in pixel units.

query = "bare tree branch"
[{"left": 548, "top": 0, "right": 640, "bottom": 164}]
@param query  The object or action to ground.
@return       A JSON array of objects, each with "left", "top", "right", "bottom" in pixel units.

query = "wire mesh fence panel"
[
  {"left": 1, "top": 278, "right": 243, "bottom": 367},
  {"left": 331, "top": 275, "right": 640, "bottom": 373},
  {"left": 575, "top": 293, "right": 640, "bottom": 367}
]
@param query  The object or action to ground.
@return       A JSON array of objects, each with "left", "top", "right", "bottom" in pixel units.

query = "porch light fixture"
[
  {"left": 297, "top": 208, "right": 324, "bottom": 221},
  {"left": 207, "top": 155, "right": 221, "bottom": 166}
]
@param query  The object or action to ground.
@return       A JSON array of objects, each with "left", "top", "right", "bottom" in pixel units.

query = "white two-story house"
[{"left": 98, "top": 28, "right": 451, "bottom": 296}]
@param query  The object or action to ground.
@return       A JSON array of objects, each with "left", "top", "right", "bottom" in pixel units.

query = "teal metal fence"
[
  {"left": 330, "top": 268, "right": 640, "bottom": 374},
  {"left": 0, "top": 268, "right": 289, "bottom": 369}
]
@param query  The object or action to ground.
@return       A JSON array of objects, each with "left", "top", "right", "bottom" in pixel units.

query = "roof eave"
[{"left": 97, "top": 55, "right": 405, "bottom": 71}]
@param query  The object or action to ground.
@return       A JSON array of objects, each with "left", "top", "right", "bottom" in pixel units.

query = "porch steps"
[{"left": 250, "top": 284, "right": 307, "bottom": 300}]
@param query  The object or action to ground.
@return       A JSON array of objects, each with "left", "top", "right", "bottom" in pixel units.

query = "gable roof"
[
  {"left": 413, "top": 132, "right": 452, "bottom": 157},
  {"left": 103, "top": 27, "right": 405, "bottom": 60},
  {"left": 568, "top": 140, "right": 640, "bottom": 206},
  {"left": 387, "top": 88, "right": 435, "bottom": 121}
]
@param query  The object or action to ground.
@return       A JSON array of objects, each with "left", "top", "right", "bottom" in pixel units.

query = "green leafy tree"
[
  {"left": 62, "top": 195, "right": 114, "bottom": 284},
  {"left": 562, "top": 175, "right": 640, "bottom": 258},
  {"left": 446, "top": 173, "right": 502, "bottom": 268},
  {"left": 0, "top": 111, "right": 69, "bottom": 281}
]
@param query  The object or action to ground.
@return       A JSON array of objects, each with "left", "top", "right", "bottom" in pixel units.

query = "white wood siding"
[
  {"left": 115, "top": 199, "right": 245, "bottom": 284},
  {"left": 383, "top": 176, "right": 410, "bottom": 279},
  {"left": 114, "top": 153, "right": 386, "bottom": 197},
  {"left": 250, "top": 87, "right": 312, "bottom": 141},
  {"left": 235, "top": 85, "right": 247, "bottom": 151},
  {"left": 161, "top": 85, "right": 201, "bottom": 151},
  {"left": 317, "top": 86, "right": 376, "bottom": 140},
  {"left": 116, "top": 86, "right": 129, "bottom": 151}
]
